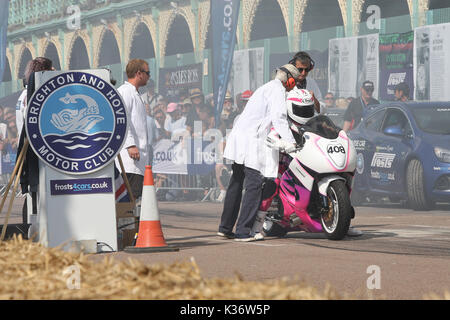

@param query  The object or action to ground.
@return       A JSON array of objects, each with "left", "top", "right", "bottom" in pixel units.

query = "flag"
[
  {"left": 0, "top": 0, "right": 10, "bottom": 84},
  {"left": 114, "top": 164, "right": 130, "bottom": 203},
  {"left": 211, "top": 0, "right": 240, "bottom": 127}
]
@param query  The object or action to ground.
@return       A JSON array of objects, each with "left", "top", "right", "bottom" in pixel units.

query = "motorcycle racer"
[{"left": 251, "top": 88, "right": 363, "bottom": 237}]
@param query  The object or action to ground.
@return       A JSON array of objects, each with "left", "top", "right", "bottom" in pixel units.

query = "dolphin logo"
[{"left": 51, "top": 93, "right": 104, "bottom": 133}]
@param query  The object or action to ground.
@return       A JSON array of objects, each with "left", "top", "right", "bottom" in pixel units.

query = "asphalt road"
[
  {"left": 2, "top": 196, "right": 450, "bottom": 299},
  {"left": 110, "top": 201, "right": 450, "bottom": 300}
]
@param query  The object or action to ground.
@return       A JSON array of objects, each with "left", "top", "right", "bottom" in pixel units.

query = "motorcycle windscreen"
[{"left": 302, "top": 115, "right": 341, "bottom": 139}]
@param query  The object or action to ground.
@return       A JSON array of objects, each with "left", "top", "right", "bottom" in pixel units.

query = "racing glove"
[{"left": 265, "top": 131, "right": 297, "bottom": 153}]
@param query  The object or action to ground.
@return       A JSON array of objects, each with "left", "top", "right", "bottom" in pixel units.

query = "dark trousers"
[
  {"left": 218, "top": 162, "right": 264, "bottom": 237},
  {"left": 126, "top": 173, "right": 144, "bottom": 199}
]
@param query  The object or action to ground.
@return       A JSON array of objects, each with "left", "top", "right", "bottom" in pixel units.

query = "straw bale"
[
  {"left": 1, "top": 235, "right": 447, "bottom": 300},
  {"left": 0, "top": 235, "right": 344, "bottom": 300}
]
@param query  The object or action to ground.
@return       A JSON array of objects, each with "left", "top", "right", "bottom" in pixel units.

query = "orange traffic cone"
[{"left": 124, "top": 166, "right": 179, "bottom": 253}]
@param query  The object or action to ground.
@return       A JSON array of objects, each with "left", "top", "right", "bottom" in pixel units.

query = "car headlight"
[{"left": 434, "top": 147, "right": 450, "bottom": 163}]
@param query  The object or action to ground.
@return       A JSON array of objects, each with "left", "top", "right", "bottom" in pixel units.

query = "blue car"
[{"left": 348, "top": 101, "right": 450, "bottom": 210}]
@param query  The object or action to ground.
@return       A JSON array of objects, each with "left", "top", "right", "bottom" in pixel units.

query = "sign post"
[{"left": 25, "top": 69, "right": 127, "bottom": 252}]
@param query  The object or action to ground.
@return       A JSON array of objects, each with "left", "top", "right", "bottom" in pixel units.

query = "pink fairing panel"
[
  {"left": 278, "top": 171, "right": 323, "bottom": 233},
  {"left": 260, "top": 179, "right": 280, "bottom": 211}
]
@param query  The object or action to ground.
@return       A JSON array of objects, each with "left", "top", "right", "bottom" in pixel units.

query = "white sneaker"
[
  {"left": 347, "top": 227, "right": 363, "bottom": 237},
  {"left": 235, "top": 233, "right": 264, "bottom": 242},
  {"left": 234, "top": 236, "right": 257, "bottom": 242},
  {"left": 216, "top": 190, "right": 226, "bottom": 202},
  {"left": 254, "top": 233, "right": 265, "bottom": 241}
]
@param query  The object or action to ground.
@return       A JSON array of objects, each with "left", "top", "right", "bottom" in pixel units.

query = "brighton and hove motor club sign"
[{"left": 25, "top": 71, "right": 127, "bottom": 175}]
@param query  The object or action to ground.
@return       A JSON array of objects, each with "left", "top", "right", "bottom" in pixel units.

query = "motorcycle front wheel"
[{"left": 321, "top": 180, "right": 352, "bottom": 240}]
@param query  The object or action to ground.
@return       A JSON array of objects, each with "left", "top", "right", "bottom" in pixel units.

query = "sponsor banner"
[
  {"left": 329, "top": 34, "right": 379, "bottom": 99},
  {"left": 329, "top": 37, "right": 358, "bottom": 98},
  {"left": 25, "top": 71, "right": 127, "bottom": 175},
  {"left": 230, "top": 47, "right": 264, "bottom": 98},
  {"left": 0, "top": 0, "right": 9, "bottom": 85},
  {"left": 151, "top": 138, "right": 216, "bottom": 175},
  {"left": 186, "top": 137, "right": 216, "bottom": 176},
  {"left": 211, "top": 0, "right": 240, "bottom": 126},
  {"left": 414, "top": 23, "right": 450, "bottom": 101},
  {"left": 50, "top": 177, "right": 113, "bottom": 196},
  {"left": 158, "top": 63, "right": 203, "bottom": 99},
  {"left": 152, "top": 139, "right": 188, "bottom": 175},
  {"left": 379, "top": 31, "right": 414, "bottom": 101},
  {"left": 1, "top": 144, "right": 16, "bottom": 175}
]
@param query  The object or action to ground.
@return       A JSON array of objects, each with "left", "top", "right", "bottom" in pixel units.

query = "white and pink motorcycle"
[{"left": 257, "top": 114, "right": 357, "bottom": 240}]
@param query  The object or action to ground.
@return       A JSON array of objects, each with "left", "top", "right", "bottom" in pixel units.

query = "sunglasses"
[
  {"left": 297, "top": 67, "right": 311, "bottom": 73},
  {"left": 140, "top": 70, "right": 150, "bottom": 76},
  {"left": 325, "top": 97, "right": 333, "bottom": 100}
]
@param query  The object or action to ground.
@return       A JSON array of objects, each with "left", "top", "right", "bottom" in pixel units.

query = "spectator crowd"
[
  {"left": 1, "top": 55, "right": 412, "bottom": 202},
  {"left": 139, "top": 76, "right": 254, "bottom": 202},
  {"left": 0, "top": 104, "right": 19, "bottom": 176}
]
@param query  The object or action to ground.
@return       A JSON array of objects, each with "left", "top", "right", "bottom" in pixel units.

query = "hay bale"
[{"left": 0, "top": 235, "right": 348, "bottom": 300}]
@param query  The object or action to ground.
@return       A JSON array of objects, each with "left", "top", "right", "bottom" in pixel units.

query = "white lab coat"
[
  {"left": 223, "top": 79, "right": 295, "bottom": 178},
  {"left": 16, "top": 89, "right": 27, "bottom": 132},
  {"left": 115, "top": 81, "right": 149, "bottom": 176}
]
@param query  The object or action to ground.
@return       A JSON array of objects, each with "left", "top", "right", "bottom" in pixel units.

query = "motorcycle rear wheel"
[{"left": 321, "top": 180, "right": 352, "bottom": 240}]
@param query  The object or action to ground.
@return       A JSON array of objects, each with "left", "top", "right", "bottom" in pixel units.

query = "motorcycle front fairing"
[{"left": 289, "top": 115, "right": 356, "bottom": 182}]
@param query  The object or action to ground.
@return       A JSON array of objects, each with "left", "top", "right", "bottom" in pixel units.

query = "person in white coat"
[
  {"left": 218, "top": 64, "right": 301, "bottom": 242},
  {"left": 115, "top": 59, "right": 151, "bottom": 199}
]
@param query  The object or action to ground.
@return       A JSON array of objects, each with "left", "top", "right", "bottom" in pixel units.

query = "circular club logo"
[{"left": 26, "top": 72, "right": 127, "bottom": 174}]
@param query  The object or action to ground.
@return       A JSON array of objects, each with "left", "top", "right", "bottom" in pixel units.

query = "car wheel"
[{"left": 406, "top": 159, "right": 434, "bottom": 211}]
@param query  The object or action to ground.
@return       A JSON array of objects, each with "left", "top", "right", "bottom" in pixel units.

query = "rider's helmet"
[{"left": 286, "top": 88, "right": 316, "bottom": 129}]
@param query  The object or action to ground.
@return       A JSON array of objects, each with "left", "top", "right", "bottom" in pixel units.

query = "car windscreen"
[
  {"left": 302, "top": 115, "right": 341, "bottom": 139},
  {"left": 411, "top": 106, "right": 450, "bottom": 135}
]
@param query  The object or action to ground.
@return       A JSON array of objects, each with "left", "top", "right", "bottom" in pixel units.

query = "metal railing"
[{"left": 154, "top": 172, "right": 222, "bottom": 202}]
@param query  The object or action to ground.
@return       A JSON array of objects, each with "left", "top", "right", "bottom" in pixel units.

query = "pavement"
[{"left": 2, "top": 196, "right": 450, "bottom": 299}]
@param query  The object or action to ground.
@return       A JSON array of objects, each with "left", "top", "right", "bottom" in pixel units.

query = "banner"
[
  {"left": 414, "top": 23, "right": 450, "bottom": 101},
  {"left": 329, "top": 37, "right": 358, "bottom": 98},
  {"left": 379, "top": 31, "right": 414, "bottom": 101},
  {"left": 329, "top": 34, "right": 379, "bottom": 99},
  {"left": 158, "top": 63, "right": 203, "bottom": 100},
  {"left": 152, "top": 139, "right": 188, "bottom": 175},
  {"left": 211, "top": 0, "right": 240, "bottom": 126},
  {"left": 152, "top": 138, "right": 215, "bottom": 175},
  {"left": 1, "top": 143, "right": 16, "bottom": 175},
  {"left": 0, "top": 0, "right": 10, "bottom": 84},
  {"left": 230, "top": 47, "right": 264, "bottom": 98}
]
